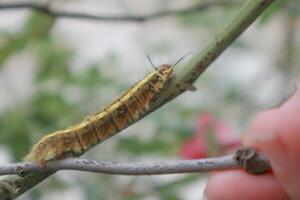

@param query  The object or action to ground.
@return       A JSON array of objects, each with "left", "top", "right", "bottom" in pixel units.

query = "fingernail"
[
  {"left": 249, "top": 131, "right": 276, "bottom": 144},
  {"left": 242, "top": 130, "right": 254, "bottom": 146},
  {"left": 203, "top": 187, "right": 209, "bottom": 200},
  {"left": 297, "top": 79, "right": 300, "bottom": 91}
]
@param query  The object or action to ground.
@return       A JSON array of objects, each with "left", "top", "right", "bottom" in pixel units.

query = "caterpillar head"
[
  {"left": 147, "top": 53, "right": 190, "bottom": 80},
  {"left": 157, "top": 64, "right": 174, "bottom": 79}
]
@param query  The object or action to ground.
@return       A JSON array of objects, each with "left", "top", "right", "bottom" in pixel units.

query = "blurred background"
[{"left": 0, "top": 0, "right": 299, "bottom": 199}]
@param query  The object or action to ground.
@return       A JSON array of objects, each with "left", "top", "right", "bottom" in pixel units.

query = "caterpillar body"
[{"left": 24, "top": 64, "right": 174, "bottom": 166}]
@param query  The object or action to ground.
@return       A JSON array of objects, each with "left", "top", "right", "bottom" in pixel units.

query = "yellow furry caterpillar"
[{"left": 24, "top": 62, "right": 175, "bottom": 166}]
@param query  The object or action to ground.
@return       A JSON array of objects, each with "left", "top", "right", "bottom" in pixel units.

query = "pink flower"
[
  {"left": 180, "top": 112, "right": 241, "bottom": 159},
  {"left": 180, "top": 135, "right": 208, "bottom": 159}
]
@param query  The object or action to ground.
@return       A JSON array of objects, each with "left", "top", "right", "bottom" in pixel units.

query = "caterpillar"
[{"left": 24, "top": 58, "right": 180, "bottom": 167}]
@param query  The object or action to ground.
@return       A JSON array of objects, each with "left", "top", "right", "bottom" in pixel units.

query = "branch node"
[
  {"left": 15, "top": 166, "right": 29, "bottom": 178},
  {"left": 235, "top": 147, "right": 271, "bottom": 175}
]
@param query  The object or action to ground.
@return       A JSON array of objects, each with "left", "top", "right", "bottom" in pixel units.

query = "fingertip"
[
  {"left": 243, "top": 84, "right": 300, "bottom": 199},
  {"left": 280, "top": 81, "right": 300, "bottom": 111},
  {"left": 205, "top": 171, "right": 288, "bottom": 200}
]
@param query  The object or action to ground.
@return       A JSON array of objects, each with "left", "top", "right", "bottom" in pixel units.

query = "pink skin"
[{"left": 205, "top": 83, "right": 300, "bottom": 200}]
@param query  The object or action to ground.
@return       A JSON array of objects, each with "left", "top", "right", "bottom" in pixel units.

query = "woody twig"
[
  {"left": 0, "top": 1, "right": 237, "bottom": 23},
  {"left": 0, "top": 148, "right": 270, "bottom": 176}
]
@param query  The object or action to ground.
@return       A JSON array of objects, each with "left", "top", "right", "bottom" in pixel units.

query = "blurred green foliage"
[{"left": 0, "top": 12, "right": 55, "bottom": 67}]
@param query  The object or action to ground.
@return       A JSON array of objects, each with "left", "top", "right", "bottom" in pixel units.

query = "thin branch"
[
  {"left": 154, "top": 0, "right": 278, "bottom": 105},
  {"left": 0, "top": 148, "right": 269, "bottom": 176},
  {"left": 1, "top": 156, "right": 237, "bottom": 176},
  {"left": 0, "top": 1, "right": 238, "bottom": 22}
]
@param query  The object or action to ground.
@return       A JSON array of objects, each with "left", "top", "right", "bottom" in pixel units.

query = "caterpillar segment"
[{"left": 24, "top": 64, "right": 174, "bottom": 166}]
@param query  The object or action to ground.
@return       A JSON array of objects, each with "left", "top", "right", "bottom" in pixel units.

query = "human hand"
[{"left": 205, "top": 84, "right": 300, "bottom": 200}]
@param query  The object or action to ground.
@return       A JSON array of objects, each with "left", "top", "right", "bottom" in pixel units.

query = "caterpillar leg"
[
  {"left": 54, "top": 151, "right": 65, "bottom": 160},
  {"left": 40, "top": 160, "right": 46, "bottom": 169}
]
